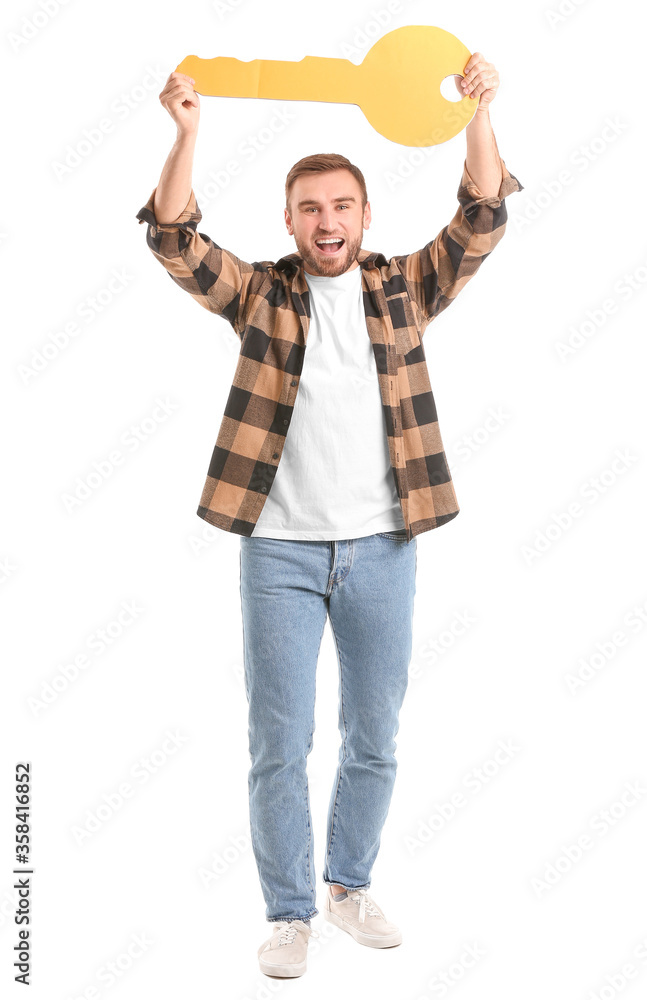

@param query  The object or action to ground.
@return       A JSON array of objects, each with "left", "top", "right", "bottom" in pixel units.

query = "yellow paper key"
[{"left": 176, "top": 25, "right": 478, "bottom": 147}]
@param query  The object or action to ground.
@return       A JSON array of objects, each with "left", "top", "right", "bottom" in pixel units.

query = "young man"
[{"left": 136, "top": 55, "right": 522, "bottom": 978}]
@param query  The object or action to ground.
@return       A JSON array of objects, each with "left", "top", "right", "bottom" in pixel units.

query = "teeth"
[{"left": 316, "top": 238, "right": 343, "bottom": 244}]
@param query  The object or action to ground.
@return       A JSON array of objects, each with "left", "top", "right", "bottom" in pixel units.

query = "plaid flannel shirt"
[{"left": 136, "top": 156, "right": 523, "bottom": 541}]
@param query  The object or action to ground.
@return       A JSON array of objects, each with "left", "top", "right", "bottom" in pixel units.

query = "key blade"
[
  {"left": 175, "top": 54, "right": 359, "bottom": 104},
  {"left": 176, "top": 56, "right": 261, "bottom": 98}
]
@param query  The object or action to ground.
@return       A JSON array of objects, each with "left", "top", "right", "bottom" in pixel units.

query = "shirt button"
[
  {"left": 272, "top": 452, "right": 279, "bottom": 459},
  {"left": 260, "top": 486, "right": 267, "bottom": 493},
  {"left": 283, "top": 418, "right": 289, "bottom": 425},
  {"left": 290, "top": 379, "right": 297, "bottom": 386}
]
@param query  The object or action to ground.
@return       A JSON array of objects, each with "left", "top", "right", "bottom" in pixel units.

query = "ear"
[
  {"left": 284, "top": 207, "right": 294, "bottom": 236},
  {"left": 363, "top": 200, "right": 371, "bottom": 230}
]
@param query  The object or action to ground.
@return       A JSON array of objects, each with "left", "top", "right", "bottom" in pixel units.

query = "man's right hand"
[{"left": 159, "top": 72, "right": 200, "bottom": 137}]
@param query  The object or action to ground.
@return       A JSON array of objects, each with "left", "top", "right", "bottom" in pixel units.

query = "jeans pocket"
[{"left": 376, "top": 529, "right": 408, "bottom": 540}]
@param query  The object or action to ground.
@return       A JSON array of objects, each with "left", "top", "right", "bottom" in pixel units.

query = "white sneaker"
[
  {"left": 324, "top": 885, "right": 402, "bottom": 948},
  {"left": 257, "top": 919, "right": 319, "bottom": 977}
]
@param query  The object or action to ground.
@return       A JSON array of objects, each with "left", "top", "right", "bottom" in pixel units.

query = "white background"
[{"left": 3, "top": 0, "right": 646, "bottom": 997}]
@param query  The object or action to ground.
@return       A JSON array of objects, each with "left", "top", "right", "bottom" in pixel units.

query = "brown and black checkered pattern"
[{"left": 136, "top": 157, "right": 523, "bottom": 541}]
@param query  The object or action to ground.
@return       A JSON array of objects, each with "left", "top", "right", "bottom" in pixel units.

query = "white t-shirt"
[{"left": 252, "top": 264, "right": 406, "bottom": 540}]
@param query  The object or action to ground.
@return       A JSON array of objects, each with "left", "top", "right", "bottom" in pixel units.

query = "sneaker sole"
[
  {"left": 323, "top": 907, "right": 402, "bottom": 948},
  {"left": 258, "top": 953, "right": 307, "bottom": 977}
]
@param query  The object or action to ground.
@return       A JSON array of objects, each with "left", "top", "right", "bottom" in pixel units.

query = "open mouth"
[{"left": 315, "top": 237, "right": 345, "bottom": 255}]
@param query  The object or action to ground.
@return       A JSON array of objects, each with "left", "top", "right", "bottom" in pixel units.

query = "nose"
[{"left": 318, "top": 209, "right": 335, "bottom": 231}]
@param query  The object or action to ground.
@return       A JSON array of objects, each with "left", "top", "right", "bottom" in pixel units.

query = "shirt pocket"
[{"left": 384, "top": 292, "right": 422, "bottom": 356}]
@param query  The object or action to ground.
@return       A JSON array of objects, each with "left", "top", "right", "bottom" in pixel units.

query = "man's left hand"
[{"left": 455, "top": 53, "right": 499, "bottom": 112}]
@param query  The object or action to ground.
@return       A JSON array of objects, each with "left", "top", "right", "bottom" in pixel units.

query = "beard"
[{"left": 294, "top": 228, "right": 364, "bottom": 277}]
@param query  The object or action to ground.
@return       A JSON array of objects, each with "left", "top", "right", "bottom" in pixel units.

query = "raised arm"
[
  {"left": 461, "top": 52, "right": 506, "bottom": 199},
  {"left": 393, "top": 53, "right": 523, "bottom": 330},
  {"left": 135, "top": 72, "right": 260, "bottom": 337},
  {"left": 154, "top": 72, "right": 200, "bottom": 222}
]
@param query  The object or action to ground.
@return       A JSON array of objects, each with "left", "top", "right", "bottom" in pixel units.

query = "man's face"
[{"left": 285, "top": 168, "right": 371, "bottom": 277}]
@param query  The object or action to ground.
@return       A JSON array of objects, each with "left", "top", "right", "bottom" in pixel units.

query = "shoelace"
[
  {"left": 346, "top": 889, "right": 383, "bottom": 923},
  {"left": 275, "top": 922, "right": 320, "bottom": 946},
  {"left": 277, "top": 923, "right": 298, "bottom": 947}
]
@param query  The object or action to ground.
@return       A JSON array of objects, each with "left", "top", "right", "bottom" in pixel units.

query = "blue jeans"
[{"left": 239, "top": 529, "right": 417, "bottom": 923}]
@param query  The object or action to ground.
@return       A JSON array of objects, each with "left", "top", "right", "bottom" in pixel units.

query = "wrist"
[
  {"left": 465, "top": 105, "right": 492, "bottom": 134},
  {"left": 175, "top": 128, "right": 198, "bottom": 146},
  {"left": 472, "top": 103, "right": 492, "bottom": 119}
]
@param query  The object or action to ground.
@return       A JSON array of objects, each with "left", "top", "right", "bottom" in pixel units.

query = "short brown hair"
[{"left": 285, "top": 153, "right": 367, "bottom": 213}]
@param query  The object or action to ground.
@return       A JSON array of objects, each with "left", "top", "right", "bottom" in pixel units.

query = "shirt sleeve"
[
  {"left": 135, "top": 188, "right": 258, "bottom": 336},
  {"left": 392, "top": 156, "right": 524, "bottom": 328}
]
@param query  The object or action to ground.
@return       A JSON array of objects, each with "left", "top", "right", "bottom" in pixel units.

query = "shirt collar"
[{"left": 274, "top": 247, "right": 387, "bottom": 276}]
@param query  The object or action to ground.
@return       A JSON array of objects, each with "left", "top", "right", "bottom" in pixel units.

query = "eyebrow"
[{"left": 297, "top": 195, "right": 357, "bottom": 208}]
